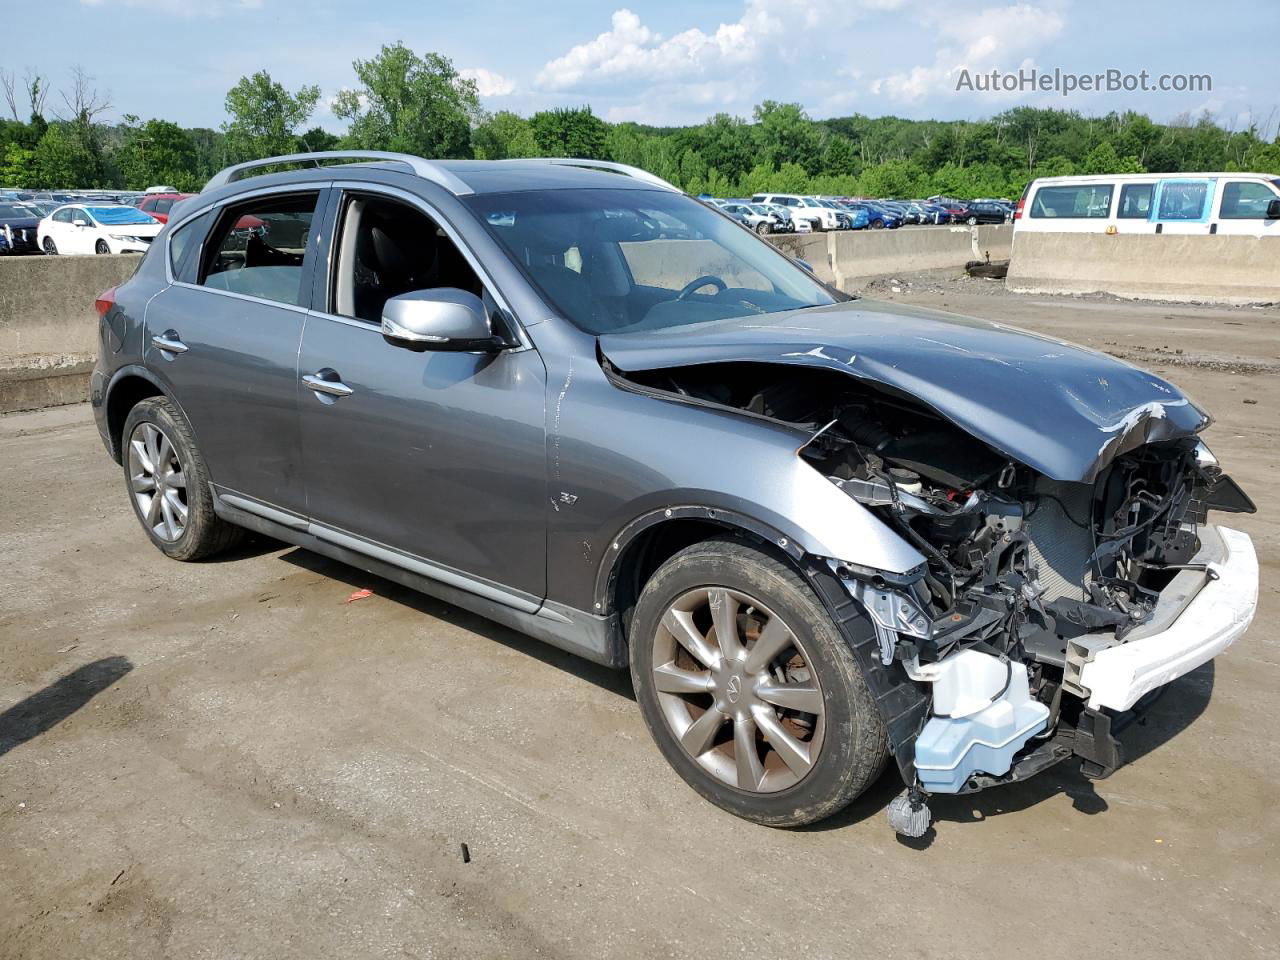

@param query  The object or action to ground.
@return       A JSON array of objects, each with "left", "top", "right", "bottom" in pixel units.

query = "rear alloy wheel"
[
  {"left": 630, "top": 539, "right": 887, "bottom": 826},
  {"left": 95, "top": 239, "right": 110, "bottom": 254},
  {"left": 122, "top": 397, "right": 242, "bottom": 561},
  {"left": 42, "top": 237, "right": 57, "bottom": 255}
]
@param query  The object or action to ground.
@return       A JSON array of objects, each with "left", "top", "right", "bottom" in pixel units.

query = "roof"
[
  {"left": 202, "top": 151, "right": 680, "bottom": 196},
  {"left": 1031, "top": 171, "right": 1279, "bottom": 184}
]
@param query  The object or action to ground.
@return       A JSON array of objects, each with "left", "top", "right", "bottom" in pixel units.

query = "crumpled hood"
[{"left": 599, "top": 299, "right": 1209, "bottom": 483}]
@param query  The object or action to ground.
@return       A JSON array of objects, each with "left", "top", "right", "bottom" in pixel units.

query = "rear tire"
[
  {"left": 121, "top": 397, "right": 243, "bottom": 561},
  {"left": 42, "top": 237, "right": 57, "bottom": 255},
  {"left": 629, "top": 538, "right": 888, "bottom": 827}
]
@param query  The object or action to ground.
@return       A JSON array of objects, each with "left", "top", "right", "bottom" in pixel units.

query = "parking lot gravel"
[{"left": 1, "top": 289, "right": 1277, "bottom": 960}]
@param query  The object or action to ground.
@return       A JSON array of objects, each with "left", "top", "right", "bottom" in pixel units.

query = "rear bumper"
[{"left": 1077, "top": 526, "right": 1258, "bottom": 711}]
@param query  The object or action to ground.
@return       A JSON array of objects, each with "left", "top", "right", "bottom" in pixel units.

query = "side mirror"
[
  {"left": 381, "top": 288, "right": 506, "bottom": 353},
  {"left": 1267, "top": 198, "right": 1280, "bottom": 220},
  {"left": 73, "top": 218, "right": 88, "bottom": 227}
]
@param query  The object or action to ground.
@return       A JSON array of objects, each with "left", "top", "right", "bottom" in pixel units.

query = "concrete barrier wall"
[
  {"left": 0, "top": 255, "right": 139, "bottom": 414},
  {"left": 772, "top": 224, "right": 1009, "bottom": 290},
  {"left": 1007, "top": 232, "right": 1280, "bottom": 305}
]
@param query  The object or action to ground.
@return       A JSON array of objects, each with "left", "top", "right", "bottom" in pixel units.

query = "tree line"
[{"left": 3, "top": 45, "right": 1279, "bottom": 199}]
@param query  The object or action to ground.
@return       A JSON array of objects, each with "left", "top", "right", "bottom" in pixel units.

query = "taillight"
[
  {"left": 95, "top": 286, "right": 117, "bottom": 319},
  {"left": 1014, "top": 186, "right": 1028, "bottom": 220}
]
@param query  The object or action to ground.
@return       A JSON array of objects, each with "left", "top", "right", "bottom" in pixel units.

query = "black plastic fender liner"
[{"left": 803, "top": 558, "right": 930, "bottom": 787}]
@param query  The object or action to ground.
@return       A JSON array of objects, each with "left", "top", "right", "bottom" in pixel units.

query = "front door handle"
[
  {"left": 302, "top": 372, "right": 354, "bottom": 400},
  {"left": 151, "top": 332, "right": 188, "bottom": 357}
]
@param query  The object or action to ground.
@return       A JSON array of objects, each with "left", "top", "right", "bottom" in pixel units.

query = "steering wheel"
[{"left": 675, "top": 275, "right": 727, "bottom": 300}]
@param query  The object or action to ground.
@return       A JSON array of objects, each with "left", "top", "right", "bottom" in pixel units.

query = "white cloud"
[
  {"left": 460, "top": 68, "right": 515, "bottom": 97},
  {"left": 536, "top": 9, "right": 756, "bottom": 90},
  {"left": 532, "top": 0, "right": 1073, "bottom": 122},
  {"left": 873, "top": 3, "right": 1066, "bottom": 103}
]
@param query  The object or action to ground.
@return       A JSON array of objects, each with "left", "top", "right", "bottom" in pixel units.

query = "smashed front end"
[{"left": 615, "top": 360, "right": 1258, "bottom": 815}]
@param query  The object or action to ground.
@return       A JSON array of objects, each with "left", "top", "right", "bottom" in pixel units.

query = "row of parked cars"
[
  {"left": 707, "top": 194, "right": 1013, "bottom": 234},
  {"left": 0, "top": 185, "right": 191, "bottom": 256}
]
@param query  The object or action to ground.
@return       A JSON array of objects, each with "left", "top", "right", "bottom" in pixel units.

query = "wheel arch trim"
[{"left": 103, "top": 365, "right": 196, "bottom": 461}]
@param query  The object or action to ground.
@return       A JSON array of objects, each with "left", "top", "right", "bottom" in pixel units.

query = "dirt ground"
[{"left": 2, "top": 283, "right": 1277, "bottom": 960}]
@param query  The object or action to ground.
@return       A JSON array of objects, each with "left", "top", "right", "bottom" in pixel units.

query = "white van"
[{"left": 1014, "top": 173, "right": 1280, "bottom": 236}]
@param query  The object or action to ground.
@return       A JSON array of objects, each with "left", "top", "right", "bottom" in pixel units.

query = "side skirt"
[{"left": 213, "top": 491, "right": 625, "bottom": 669}]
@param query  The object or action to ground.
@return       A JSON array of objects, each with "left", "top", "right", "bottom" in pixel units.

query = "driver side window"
[{"left": 330, "top": 193, "right": 485, "bottom": 325}]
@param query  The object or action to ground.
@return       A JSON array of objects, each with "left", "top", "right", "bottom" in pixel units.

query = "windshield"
[
  {"left": 0, "top": 204, "right": 32, "bottom": 218},
  {"left": 466, "top": 188, "right": 843, "bottom": 335},
  {"left": 87, "top": 206, "right": 158, "bottom": 226}
]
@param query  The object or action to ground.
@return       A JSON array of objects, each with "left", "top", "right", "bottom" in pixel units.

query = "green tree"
[
  {"left": 32, "top": 123, "right": 101, "bottom": 187},
  {"left": 298, "top": 126, "right": 341, "bottom": 153},
  {"left": 116, "top": 116, "right": 199, "bottom": 190},
  {"left": 1082, "top": 141, "right": 1144, "bottom": 175},
  {"left": 820, "top": 135, "right": 857, "bottom": 176},
  {"left": 696, "top": 113, "right": 755, "bottom": 183},
  {"left": 529, "top": 106, "right": 608, "bottom": 159},
  {"left": 753, "top": 101, "right": 822, "bottom": 173},
  {"left": 0, "top": 141, "right": 37, "bottom": 187},
  {"left": 222, "top": 70, "right": 320, "bottom": 163},
  {"left": 472, "top": 110, "right": 539, "bottom": 159},
  {"left": 334, "top": 44, "right": 480, "bottom": 158}
]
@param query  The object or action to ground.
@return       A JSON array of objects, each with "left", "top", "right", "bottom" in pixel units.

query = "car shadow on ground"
[
  {"left": 0, "top": 656, "right": 133, "bottom": 758},
  {"left": 801, "top": 660, "right": 1216, "bottom": 843},
  {"left": 277, "top": 546, "right": 637, "bottom": 702}
]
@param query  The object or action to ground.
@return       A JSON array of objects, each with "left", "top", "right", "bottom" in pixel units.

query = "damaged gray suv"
[{"left": 91, "top": 151, "right": 1258, "bottom": 835}]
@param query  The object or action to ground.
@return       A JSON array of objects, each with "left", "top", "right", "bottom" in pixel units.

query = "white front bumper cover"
[{"left": 1078, "top": 526, "right": 1258, "bottom": 711}]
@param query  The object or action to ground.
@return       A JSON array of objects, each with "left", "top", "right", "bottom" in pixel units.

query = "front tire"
[
  {"left": 755, "top": 221, "right": 770, "bottom": 235},
  {"left": 95, "top": 239, "right": 110, "bottom": 254},
  {"left": 629, "top": 539, "right": 888, "bottom": 827},
  {"left": 966, "top": 215, "right": 978, "bottom": 225},
  {"left": 122, "top": 397, "right": 243, "bottom": 561}
]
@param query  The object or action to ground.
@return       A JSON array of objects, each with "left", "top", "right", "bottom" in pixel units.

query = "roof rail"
[
  {"left": 510, "top": 158, "right": 680, "bottom": 192},
  {"left": 203, "top": 150, "right": 474, "bottom": 195}
]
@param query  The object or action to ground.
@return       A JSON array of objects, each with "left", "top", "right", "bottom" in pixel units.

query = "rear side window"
[
  {"left": 1117, "top": 183, "right": 1153, "bottom": 219},
  {"left": 1219, "top": 181, "right": 1277, "bottom": 219},
  {"left": 169, "top": 210, "right": 213, "bottom": 283},
  {"left": 200, "top": 193, "right": 318, "bottom": 306},
  {"left": 1030, "top": 184, "right": 1113, "bottom": 218},
  {"left": 1156, "top": 181, "right": 1210, "bottom": 221},
  {"left": 154, "top": 197, "right": 174, "bottom": 214}
]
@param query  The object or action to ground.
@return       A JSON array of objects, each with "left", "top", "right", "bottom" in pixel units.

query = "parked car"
[
  {"left": 717, "top": 200, "right": 777, "bottom": 235},
  {"left": 0, "top": 202, "right": 42, "bottom": 254},
  {"left": 752, "top": 202, "right": 794, "bottom": 233},
  {"left": 844, "top": 201, "right": 900, "bottom": 229},
  {"left": 137, "top": 191, "right": 195, "bottom": 224},
  {"left": 750, "top": 193, "right": 841, "bottom": 231},
  {"left": 964, "top": 201, "right": 1009, "bottom": 225},
  {"left": 941, "top": 201, "right": 973, "bottom": 223},
  {"left": 91, "top": 151, "right": 1257, "bottom": 837},
  {"left": 814, "top": 198, "right": 856, "bottom": 229},
  {"left": 38, "top": 203, "right": 163, "bottom": 254},
  {"left": 1014, "top": 173, "right": 1280, "bottom": 237}
]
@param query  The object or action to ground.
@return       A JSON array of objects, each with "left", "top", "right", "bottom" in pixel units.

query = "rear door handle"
[
  {"left": 302, "top": 372, "right": 354, "bottom": 399},
  {"left": 151, "top": 333, "right": 188, "bottom": 356}
]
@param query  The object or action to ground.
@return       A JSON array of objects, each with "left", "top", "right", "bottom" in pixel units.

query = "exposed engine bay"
[{"left": 616, "top": 359, "right": 1257, "bottom": 811}]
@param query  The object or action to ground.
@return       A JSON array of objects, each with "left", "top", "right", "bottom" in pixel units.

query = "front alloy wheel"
[
  {"left": 653, "top": 587, "right": 824, "bottom": 792},
  {"left": 630, "top": 539, "right": 888, "bottom": 826}
]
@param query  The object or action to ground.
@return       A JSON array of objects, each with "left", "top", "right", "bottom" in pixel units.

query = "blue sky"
[{"left": 10, "top": 0, "right": 1279, "bottom": 133}]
